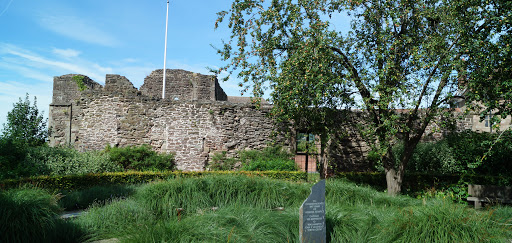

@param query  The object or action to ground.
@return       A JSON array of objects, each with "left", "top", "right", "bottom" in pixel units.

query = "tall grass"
[
  {"left": 73, "top": 176, "right": 512, "bottom": 242},
  {"left": 76, "top": 198, "right": 157, "bottom": 241},
  {"left": 58, "top": 184, "right": 137, "bottom": 210},
  {"left": 3, "top": 176, "right": 511, "bottom": 242},
  {"left": 378, "top": 201, "right": 508, "bottom": 242},
  {"left": 123, "top": 205, "right": 299, "bottom": 243},
  {"left": 0, "top": 187, "right": 88, "bottom": 242},
  {"left": 133, "top": 175, "right": 309, "bottom": 219}
]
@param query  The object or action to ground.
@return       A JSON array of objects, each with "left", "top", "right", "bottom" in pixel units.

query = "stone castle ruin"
[
  {"left": 49, "top": 68, "right": 494, "bottom": 172},
  {"left": 49, "top": 69, "right": 285, "bottom": 171}
]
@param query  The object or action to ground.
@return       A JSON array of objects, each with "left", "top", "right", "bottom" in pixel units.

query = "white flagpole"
[{"left": 162, "top": 0, "right": 169, "bottom": 99}]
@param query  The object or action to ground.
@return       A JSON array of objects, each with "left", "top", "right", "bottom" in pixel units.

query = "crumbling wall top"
[
  {"left": 140, "top": 69, "right": 224, "bottom": 101},
  {"left": 51, "top": 74, "right": 102, "bottom": 105}
]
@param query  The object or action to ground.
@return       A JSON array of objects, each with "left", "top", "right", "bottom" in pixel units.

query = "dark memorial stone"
[{"left": 299, "top": 179, "right": 326, "bottom": 243}]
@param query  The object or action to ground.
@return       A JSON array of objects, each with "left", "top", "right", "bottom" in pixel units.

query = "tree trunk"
[
  {"left": 385, "top": 167, "right": 403, "bottom": 196},
  {"left": 384, "top": 139, "right": 418, "bottom": 196}
]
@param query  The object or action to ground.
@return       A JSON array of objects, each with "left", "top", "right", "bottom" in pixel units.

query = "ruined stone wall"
[
  {"left": 139, "top": 69, "right": 226, "bottom": 101},
  {"left": 74, "top": 95, "right": 281, "bottom": 170},
  {"left": 49, "top": 74, "right": 102, "bottom": 146},
  {"left": 49, "top": 69, "right": 478, "bottom": 172},
  {"left": 49, "top": 70, "right": 286, "bottom": 171}
]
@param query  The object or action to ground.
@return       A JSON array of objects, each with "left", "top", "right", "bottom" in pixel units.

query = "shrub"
[
  {"left": 446, "top": 130, "right": 512, "bottom": 176},
  {"left": 333, "top": 171, "right": 512, "bottom": 203},
  {"left": 241, "top": 158, "right": 298, "bottom": 171},
  {"left": 0, "top": 187, "right": 90, "bottom": 242},
  {"left": 207, "top": 151, "right": 238, "bottom": 171},
  {"left": 384, "top": 130, "right": 512, "bottom": 176},
  {"left": 0, "top": 138, "right": 29, "bottom": 180},
  {"left": 105, "top": 144, "right": 175, "bottom": 171},
  {"left": 1, "top": 94, "right": 47, "bottom": 147},
  {"left": 379, "top": 202, "right": 507, "bottom": 242},
  {"left": 23, "top": 146, "right": 122, "bottom": 176},
  {"left": 72, "top": 178, "right": 511, "bottom": 242},
  {"left": 391, "top": 141, "right": 461, "bottom": 174},
  {"left": 240, "top": 146, "right": 298, "bottom": 171}
]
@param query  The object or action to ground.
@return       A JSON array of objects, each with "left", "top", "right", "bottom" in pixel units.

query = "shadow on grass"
[{"left": 58, "top": 184, "right": 137, "bottom": 211}]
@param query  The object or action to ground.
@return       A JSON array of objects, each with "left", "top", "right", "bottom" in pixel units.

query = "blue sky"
[
  {"left": 0, "top": 0, "right": 351, "bottom": 127},
  {"left": 0, "top": 0, "right": 244, "bottom": 126}
]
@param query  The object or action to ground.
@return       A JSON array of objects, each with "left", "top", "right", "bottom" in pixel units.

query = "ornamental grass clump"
[
  {"left": 133, "top": 175, "right": 309, "bottom": 219},
  {"left": 122, "top": 205, "right": 299, "bottom": 243},
  {"left": 0, "top": 187, "right": 88, "bottom": 242},
  {"left": 58, "top": 184, "right": 137, "bottom": 210},
  {"left": 377, "top": 201, "right": 511, "bottom": 242},
  {"left": 73, "top": 176, "right": 511, "bottom": 242}
]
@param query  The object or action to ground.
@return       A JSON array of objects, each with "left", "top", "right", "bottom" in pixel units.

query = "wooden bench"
[{"left": 467, "top": 184, "right": 512, "bottom": 209}]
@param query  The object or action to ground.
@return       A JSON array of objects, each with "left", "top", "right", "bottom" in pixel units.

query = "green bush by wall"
[
  {"left": 208, "top": 146, "right": 298, "bottom": 171},
  {"left": 105, "top": 144, "right": 175, "bottom": 171}
]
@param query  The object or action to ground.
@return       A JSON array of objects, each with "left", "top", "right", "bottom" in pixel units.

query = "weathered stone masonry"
[
  {"left": 49, "top": 69, "right": 286, "bottom": 171},
  {"left": 50, "top": 69, "right": 488, "bottom": 173}
]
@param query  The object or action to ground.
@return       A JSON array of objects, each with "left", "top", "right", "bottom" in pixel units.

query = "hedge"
[{"left": 0, "top": 171, "right": 307, "bottom": 191}]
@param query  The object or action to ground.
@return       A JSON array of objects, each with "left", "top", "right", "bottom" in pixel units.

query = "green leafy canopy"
[
  {"left": 2, "top": 94, "right": 48, "bottom": 146},
  {"left": 215, "top": 0, "right": 511, "bottom": 194}
]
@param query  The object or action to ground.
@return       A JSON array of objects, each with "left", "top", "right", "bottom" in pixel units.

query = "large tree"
[{"left": 215, "top": 0, "right": 511, "bottom": 194}]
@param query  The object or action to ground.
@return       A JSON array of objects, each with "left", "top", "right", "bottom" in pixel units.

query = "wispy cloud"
[
  {"left": 52, "top": 48, "right": 81, "bottom": 58},
  {"left": 37, "top": 13, "right": 119, "bottom": 47},
  {"left": 0, "top": 0, "right": 14, "bottom": 17},
  {"left": 0, "top": 43, "right": 110, "bottom": 82},
  {"left": 0, "top": 61, "right": 53, "bottom": 82}
]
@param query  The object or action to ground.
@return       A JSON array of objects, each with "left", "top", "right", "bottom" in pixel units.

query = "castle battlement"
[{"left": 48, "top": 69, "right": 281, "bottom": 171}]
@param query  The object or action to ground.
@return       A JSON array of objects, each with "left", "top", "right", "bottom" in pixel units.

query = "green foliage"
[
  {"left": 207, "top": 151, "right": 238, "bottom": 171},
  {"left": 24, "top": 146, "right": 123, "bottom": 176},
  {"left": 0, "top": 187, "right": 89, "bottom": 242},
  {"left": 2, "top": 177, "right": 510, "bottom": 242},
  {"left": 378, "top": 202, "right": 508, "bottom": 242},
  {"left": 384, "top": 130, "right": 512, "bottom": 176},
  {"left": 207, "top": 146, "right": 299, "bottom": 171},
  {"left": 390, "top": 141, "right": 461, "bottom": 174},
  {"left": 72, "top": 177, "right": 510, "bottom": 242},
  {"left": 58, "top": 185, "right": 137, "bottom": 211},
  {"left": 0, "top": 171, "right": 307, "bottom": 190},
  {"left": 215, "top": 0, "right": 511, "bottom": 195},
  {"left": 334, "top": 171, "right": 512, "bottom": 203},
  {"left": 0, "top": 188, "right": 59, "bottom": 242},
  {"left": 461, "top": 0, "right": 512, "bottom": 119},
  {"left": 239, "top": 146, "right": 298, "bottom": 171},
  {"left": 104, "top": 144, "right": 175, "bottom": 171},
  {"left": 134, "top": 176, "right": 309, "bottom": 218},
  {"left": 72, "top": 75, "right": 87, "bottom": 91},
  {"left": 1, "top": 94, "right": 47, "bottom": 146},
  {"left": 0, "top": 138, "right": 29, "bottom": 180},
  {"left": 124, "top": 205, "right": 299, "bottom": 243},
  {"left": 241, "top": 158, "right": 298, "bottom": 171},
  {"left": 447, "top": 130, "right": 512, "bottom": 176}
]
